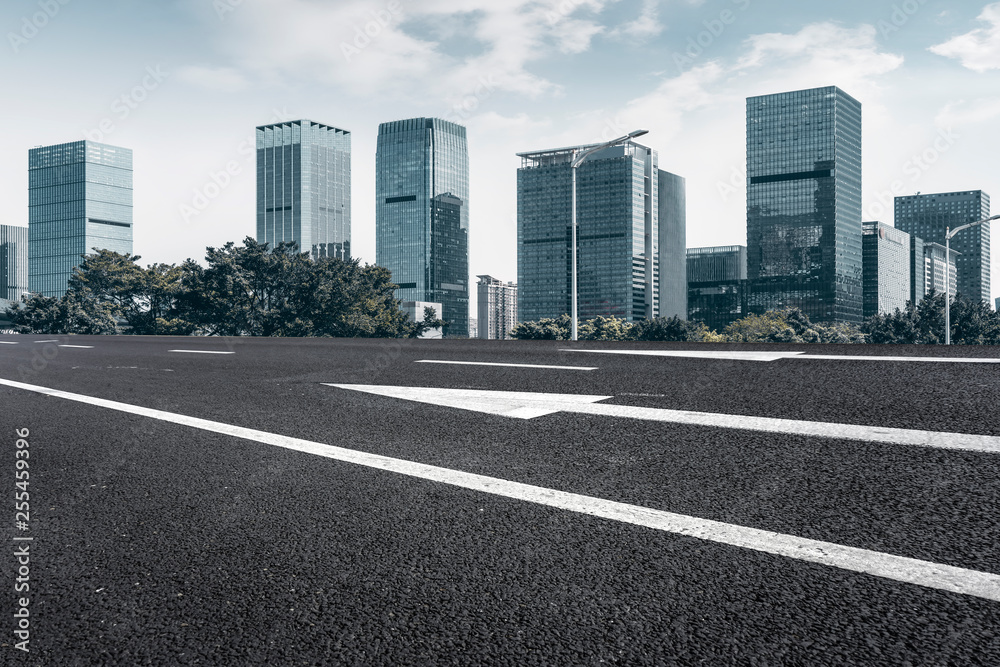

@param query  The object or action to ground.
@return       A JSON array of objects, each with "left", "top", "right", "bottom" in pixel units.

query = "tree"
[
  {"left": 409, "top": 306, "right": 447, "bottom": 338},
  {"left": 632, "top": 316, "right": 712, "bottom": 342},
  {"left": 511, "top": 314, "right": 573, "bottom": 340},
  {"left": 5, "top": 291, "right": 119, "bottom": 335}
]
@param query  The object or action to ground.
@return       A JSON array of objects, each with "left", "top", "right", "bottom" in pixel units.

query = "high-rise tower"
[
  {"left": 746, "top": 86, "right": 863, "bottom": 324},
  {"left": 376, "top": 118, "right": 469, "bottom": 337},
  {"left": 28, "top": 141, "right": 133, "bottom": 297},
  {"left": 256, "top": 119, "right": 351, "bottom": 261}
]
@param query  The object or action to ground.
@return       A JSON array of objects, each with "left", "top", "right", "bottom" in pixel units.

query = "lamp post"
[
  {"left": 569, "top": 129, "right": 649, "bottom": 341},
  {"left": 943, "top": 214, "right": 1000, "bottom": 345}
]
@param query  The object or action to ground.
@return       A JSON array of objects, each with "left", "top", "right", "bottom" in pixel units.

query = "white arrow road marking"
[
  {"left": 416, "top": 360, "right": 598, "bottom": 371},
  {"left": 1, "top": 376, "right": 998, "bottom": 602},
  {"left": 329, "top": 384, "right": 1000, "bottom": 455},
  {"left": 562, "top": 349, "right": 1000, "bottom": 363}
]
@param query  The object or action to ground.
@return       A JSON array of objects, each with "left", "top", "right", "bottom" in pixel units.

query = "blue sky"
[{"left": 3, "top": 0, "right": 1000, "bottom": 309}]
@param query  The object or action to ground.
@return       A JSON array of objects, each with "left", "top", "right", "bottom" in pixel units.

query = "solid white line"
[
  {"left": 416, "top": 360, "right": 597, "bottom": 371},
  {"left": 2, "top": 376, "right": 998, "bottom": 602},
  {"left": 332, "top": 384, "right": 1000, "bottom": 455},
  {"left": 562, "top": 349, "right": 1000, "bottom": 363},
  {"left": 168, "top": 350, "right": 235, "bottom": 355},
  {"left": 58, "top": 345, "right": 94, "bottom": 349}
]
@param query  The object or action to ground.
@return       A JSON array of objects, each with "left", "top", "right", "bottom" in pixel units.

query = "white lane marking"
[
  {"left": 329, "top": 385, "right": 1000, "bottom": 455},
  {"left": 416, "top": 360, "right": 597, "bottom": 371},
  {"left": 168, "top": 350, "right": 235, "bottom": 355},
  {"left": 33, "top": 339, "right": 59, "bottom": 344},
  {"left": 0, "top": 342, "right": 18, "bottom": 345},
  {"left": 1, "top": 376, "right": 998, "bottom": 603},
  {"left": 59, "top": 345, "right": 94, "bottom": 349},
  {"left": 562, "top": 349, "right": 1000, "bottom": 363}
]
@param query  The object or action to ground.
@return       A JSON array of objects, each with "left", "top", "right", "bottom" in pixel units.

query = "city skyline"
[{"left": 4, "top": 1, "right": 1000, "bottom": 314}]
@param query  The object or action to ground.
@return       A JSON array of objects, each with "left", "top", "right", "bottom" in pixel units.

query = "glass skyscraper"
[
  {"left": 1, "top": 225, "right": 29, "bottom": 307},
  {"left": 256, "top": 119, "right": 351, "bottom": 261},
  {"left": 376, "top": 118, "right": 469, "bottom": 337},
  {"left": 28, "top": 141, "right": 133, "bottom": 297},
  {"left": 746, "top": 86, "right": 863, "bottom": 324},
  {"left": 894, "top": 190, "right": 990, "bottom": 303},
  {"left": 516, "top": 141, "right": 685, "bottom": 323}
]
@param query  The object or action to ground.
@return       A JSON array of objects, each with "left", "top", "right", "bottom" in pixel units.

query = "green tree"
[
  {"left": 632, "top": 316, "right": 711, "bottom": 342},
  {"left": 409, "top": 306, "right": 447, "bottom": 338}
]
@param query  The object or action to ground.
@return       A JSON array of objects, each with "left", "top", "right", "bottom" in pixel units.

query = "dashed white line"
[
  {"left": 59, "top": 345, "right": 94, "bottom": 349},
  {"left": 0, "top": 341, "right": 18, "bottom": 345},
  {"left": 33, "top": 339, "right": 59, "bottom": 344},
  {"left": 168, "top": 350, "right": 235, "bottom": 355},
  {"left": 0, "top": 376, "right": 997, "bottom": 603},
  {"left": 416, "top": 360, "right": 597, "bottom": 371}
]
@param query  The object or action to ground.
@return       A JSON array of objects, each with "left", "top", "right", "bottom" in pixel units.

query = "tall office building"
[
  {"left": 256, "top": 119, "right": 351, "bottom": 261},
  {"left": 746, "top": 86, "right": 863, "bottom": 324},
  {"left": 28, "top": 141, "right": 133, "bottom": 297},
  {"left": 516, "top": 140, "right": 685, "bottom": 323},
  {"left": 1, "top": 225, "right": 29, "bottom": 307},
  {"left": 687, "top": 245, "right": 747, "bottom": 332},
  {"left": 376, "top": 118, "right": 469, "bottom": 337},
  {"left": 477, "top": 275, "right": 518, "bottom": 340},
  {"left": 894, "top": 190, "right": 990, "bottom": 303},
  {"left": 861, "top": 222, "right": 910, "bottom": 318}
]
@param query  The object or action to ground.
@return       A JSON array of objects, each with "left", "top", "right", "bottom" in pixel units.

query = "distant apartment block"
[
  {"left": 908, "top": 235, "right": 926, "bottom": 307},
  {"left": 28, "top": 141, "right": 133, "bottom": 297},
  {"left": 477, "top": 275, "right": 518, "bottom": 340},
  {"left": 376, "top": 118, "right": 469, "bottom": 337},
  {"left": 862, "top": 222, "right": 910, "bottom": 318},
  {"left": 894, "top": 191, "right": 990, "bottom": 303},
  {"left": 516, "top": 140, "right": 685, "bottom": 323},
  {"left": 469, "top": 318, "right": 478, "bottom": 339},
  {"left": 687, "top": 245, "right": 747, "bottom": 332},
  {"left": 746, "top": 86, "right": 863, "bottom": 324},
  {"left": 1, "top": 225, "right": 29, "bottom": 308},
  {"left": 923, "top": 242, "right": 959, "bottom": 298},
  {"left": 256, "top": 119, "right": 351, "bottom": 261}
]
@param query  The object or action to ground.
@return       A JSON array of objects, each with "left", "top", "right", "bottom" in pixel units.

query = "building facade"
[
  {"left": 516, "top": 140, "right": 685, "bottom": 323},
  {"left": 687, "top": 245, "right": 747, "bottom": 332},
  {"left": 894, "top": 190, "right": 990, "bottom": 303},
  {"left": 908, "top": 235, "right": 927, "bottom": 307},
  {"left": 1, "top": 225, "right": 29, "bottom": 308},
  {"left": 862, "top": 222, "right": 910, "bottom": 318},
  {"left": 477, "top": 275, "right": 518, "bottom": 340},
  {"left": 256, "top": 119, "right": 351, "bottom": 261},
  {"left": 28, "top": 141, "right": 133, "bottom": 297},
  {"left": 924, "top": 242, "right": 959, "bottom": 298},
  {"left": 746, "top": 86, "right": 863, "bottom": 324},
  {"left": 376, "top": 118, "right": 469, "bottom": 337}
]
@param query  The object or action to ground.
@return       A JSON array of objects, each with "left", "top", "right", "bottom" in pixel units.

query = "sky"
[{"left": 3, "top": 0, "right": 1000, "bottom": 312}]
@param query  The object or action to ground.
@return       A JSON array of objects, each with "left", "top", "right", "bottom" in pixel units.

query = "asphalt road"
[{"left": 1, "top": 334, "right": 999, "bottom": 665}]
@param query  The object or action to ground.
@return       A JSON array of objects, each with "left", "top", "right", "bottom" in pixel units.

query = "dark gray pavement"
[{"left": 1, "top": 335, "right": 998, "bottom": 664}]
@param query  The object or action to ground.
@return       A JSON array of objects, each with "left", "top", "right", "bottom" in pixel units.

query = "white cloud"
[
  {"left": 935, "top": 98, "right": 1000, "bottom": 126},
  {"left": 930, "top": 3, "right": 1000, "bottom": 72},
  {"left": 609, "top": 0, "right": 664, "bottom": 42},
  {"left": 175, "top": 65, "right": 248, "bottom": 93}
]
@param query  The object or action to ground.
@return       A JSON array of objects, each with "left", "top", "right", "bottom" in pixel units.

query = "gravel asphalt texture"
[{"left": 1, "top": 335, "right": 998, "bottom": 665}]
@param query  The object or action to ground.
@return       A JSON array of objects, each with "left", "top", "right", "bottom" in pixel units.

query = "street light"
[
  {"left": 569, "top": 128, "right": 649, "bottom": 341},
  {"left": 943, "top": 213, "right": 1000, "bottom": 345}
]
